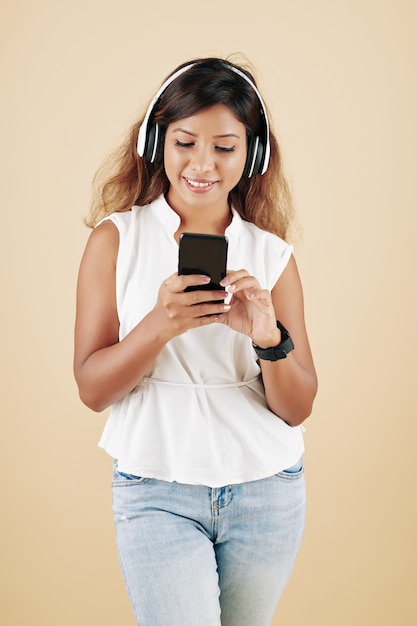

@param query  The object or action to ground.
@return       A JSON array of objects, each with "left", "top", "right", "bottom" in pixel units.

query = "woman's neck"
[{"left": 165, "top": 194, "right": 232, "bottom": 242}]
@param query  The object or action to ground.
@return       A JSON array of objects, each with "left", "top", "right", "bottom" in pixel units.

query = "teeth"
[{"left": 185, "top": 178, "right": 214, "bottom": 188}]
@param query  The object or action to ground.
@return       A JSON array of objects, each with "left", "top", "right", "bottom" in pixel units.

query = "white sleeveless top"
[{"left": 98, "top": 194, "right": 304, "bottom": 487}]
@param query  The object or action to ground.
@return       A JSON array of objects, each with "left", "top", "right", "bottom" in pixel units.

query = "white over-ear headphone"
[{"left": 137, "top": 61, "right": 270, "bottom": 177}]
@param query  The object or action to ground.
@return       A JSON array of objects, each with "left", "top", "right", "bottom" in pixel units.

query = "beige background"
[{"left": 1, "top": 0, "right": 416, "bottom": 624}]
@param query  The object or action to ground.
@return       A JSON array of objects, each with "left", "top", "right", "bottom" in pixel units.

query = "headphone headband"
[{"left": 137, "top": 60, "right": 270, "bottom": 176}]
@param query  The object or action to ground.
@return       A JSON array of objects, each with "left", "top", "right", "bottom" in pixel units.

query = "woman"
[{"left": 74, "top": 56, "right": 317, "bottom": 626}]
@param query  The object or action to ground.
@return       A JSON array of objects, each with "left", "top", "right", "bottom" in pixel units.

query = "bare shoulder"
[
  {"left": 272, "top": 253, "right": 315, "bottom": 368},
  {"left": 272, "top": 254, "right": 307, "bottom": 338},
  {"left": 273, "top": 254, "right": 304, "bottom": 301},
  {"left": 81, "top": 219, "right": 119, "bottom": 267},
  {"left": 76, "top": 218, "right": 120, "bottom": 315},
  {"left": 74, "top": 220, "right": 120, "bottom": 372}
]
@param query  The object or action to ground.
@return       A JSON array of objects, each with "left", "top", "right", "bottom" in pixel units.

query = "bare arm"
[
  {"left": 258, "top": 256, "right": 317, "bottom": 426},
  {"left": 73, "top": 221, "right": 168, "bottom": 411},
  {"left": 220, "top": 255, "right": 317, "bottom": 426},
  {"left": 73, "top": 221, "right": 230, "bottom": 412}
]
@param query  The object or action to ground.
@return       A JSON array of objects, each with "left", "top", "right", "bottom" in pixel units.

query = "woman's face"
[{"left": 164, "top": 104, "right": 247, "bottom": 217}]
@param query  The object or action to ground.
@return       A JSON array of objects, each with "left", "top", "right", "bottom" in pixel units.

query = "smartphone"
[{"left": 178, "top": 233, "right": 228, "bottom": 299}]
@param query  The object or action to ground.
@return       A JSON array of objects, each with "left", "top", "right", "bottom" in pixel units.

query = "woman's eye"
[
  {"left": 174, "top": 140, "right": 235, "bottom": 152},
  {"left": 175, "top": 140, "right": 194, "bottom": 148},
  {"left": 216, "top": 146, "right": 235, "bottom": 153}
]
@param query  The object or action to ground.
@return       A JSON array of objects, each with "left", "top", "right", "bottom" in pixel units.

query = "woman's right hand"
[{"left": 149, "top": 272, "right": 231, "bottom": 341}]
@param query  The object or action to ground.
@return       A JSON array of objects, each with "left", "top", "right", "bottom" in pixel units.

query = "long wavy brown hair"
[{"left": 86, "top": 57, "right": 295, "bottom": 240}]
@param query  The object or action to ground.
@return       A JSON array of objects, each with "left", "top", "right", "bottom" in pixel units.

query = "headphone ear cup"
[
  {"left": 252, "top": 139, "right": 265, "bottom": 177},
  {"left": 144, "top": 123, "right": 165, "bottom": 164},
  {"left": 154, "top": 126, "right": 166, "bottom": 163},
  {"left": 242, "top": 134, "right": 253, "bottom": 178},
  {"left": 144, "top": 123, "right": 156, "bottom": 161},
  {"left": 243, "top": 134, "right": 265, "bottom": 178}
]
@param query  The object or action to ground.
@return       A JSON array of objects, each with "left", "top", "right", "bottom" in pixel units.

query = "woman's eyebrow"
[
  {"left": 213, "top": 133, "right": 240, "bottom": 139},
  {"left": 172, "top": 128, "right": 196, "bottom": 136},
  {"left": 172, "top": 128, "right": 240, "bottom": 139}
]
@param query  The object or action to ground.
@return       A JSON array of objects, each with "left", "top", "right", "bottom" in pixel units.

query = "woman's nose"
[{"left": 190, "top": 147, "right": 214, "bottom": 172}]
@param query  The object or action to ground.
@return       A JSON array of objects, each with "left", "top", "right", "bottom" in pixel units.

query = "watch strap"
[{"left": 252, "top": 321, "right": 294, "bottom": 361}]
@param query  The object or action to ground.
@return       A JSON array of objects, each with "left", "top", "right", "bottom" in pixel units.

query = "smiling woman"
[
  {"left": 74, "top": 57, "right": 317, "bottom": 626},
  {"left": 86, "top": 59, "right": 293, "bottom": 238},
  {"left": 164, "top": 104, "right": 247, "bottom": 222}
]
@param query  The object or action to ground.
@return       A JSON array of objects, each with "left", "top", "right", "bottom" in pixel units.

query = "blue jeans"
[{"left": 112, "top": 459, "right": 306, "bottom": 626}]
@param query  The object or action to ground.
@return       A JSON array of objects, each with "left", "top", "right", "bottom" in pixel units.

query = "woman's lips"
[{"left": 183, "top": 176, "right": 217, "bottom": 192}]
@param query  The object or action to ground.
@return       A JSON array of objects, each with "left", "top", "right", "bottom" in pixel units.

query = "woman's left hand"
[{"left": 219, "top": 270, "right": 281, "bottom": 348}]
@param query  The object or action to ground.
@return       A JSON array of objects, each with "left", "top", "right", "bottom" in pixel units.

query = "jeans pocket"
[
  {"left": 275, "top": 457, "right": 304, "bottom": 480},
  {"left": 112, "top": 461, "right": 150, "bottom": 486}
]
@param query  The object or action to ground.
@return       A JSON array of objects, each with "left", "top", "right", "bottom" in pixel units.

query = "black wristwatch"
[{"left": 252, "top": 321, "right": 294, "bottom": 361}]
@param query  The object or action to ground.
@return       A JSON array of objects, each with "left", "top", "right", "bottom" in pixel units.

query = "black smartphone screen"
[{"left": 178, "top": 233, "right": 228, "bottom": 292}]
